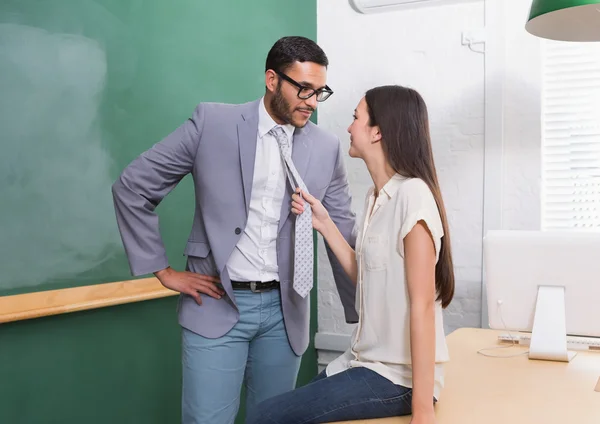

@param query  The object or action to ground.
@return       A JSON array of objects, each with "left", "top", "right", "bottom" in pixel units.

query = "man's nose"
[{"left": 305, "top": 95, "right": 318, "bottom": 110}]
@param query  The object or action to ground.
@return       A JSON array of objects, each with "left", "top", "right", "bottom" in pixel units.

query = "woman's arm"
[
  {"left": 292, "top": 189, "right": 358, "bottom": 284},
  {"left": 404, "top": 220, "right": 437, "bottom": 423}
]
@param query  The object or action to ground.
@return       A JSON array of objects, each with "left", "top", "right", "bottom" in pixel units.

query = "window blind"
[{"left": 541, "top": 40, "right": 600, "bottom": 230}]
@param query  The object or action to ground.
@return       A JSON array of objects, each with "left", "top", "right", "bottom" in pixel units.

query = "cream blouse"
[{"left": 326, "top": 174, "right": 450, "bottom": 401}]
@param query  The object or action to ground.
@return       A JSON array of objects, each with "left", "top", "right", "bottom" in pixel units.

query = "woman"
[{"left": 246, "top": 85, "right": 455, "bottom": 424}]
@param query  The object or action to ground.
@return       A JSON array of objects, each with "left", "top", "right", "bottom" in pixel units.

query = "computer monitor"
[{"left": 483, "top": 230, "right": 600, "bottom": 362}]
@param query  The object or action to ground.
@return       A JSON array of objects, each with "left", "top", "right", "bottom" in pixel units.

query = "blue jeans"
[
  {"left": 245, "top": 367, "right": 413, "bottom": 424},
  {"left": 181, "top": 289, "right": 301, "bottom": 424}
]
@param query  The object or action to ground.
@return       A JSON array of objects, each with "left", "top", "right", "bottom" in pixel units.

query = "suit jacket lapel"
[
  {"left": 278, "top": 125, "right": 313, "bottom": 234},
  {"left": 237, "top": 102, "right": 260, "bottom": 215}
]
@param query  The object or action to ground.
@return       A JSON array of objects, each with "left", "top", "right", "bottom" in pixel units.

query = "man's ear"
[{"left": 265, "top": 70, "right": 278, "bottom": 93}]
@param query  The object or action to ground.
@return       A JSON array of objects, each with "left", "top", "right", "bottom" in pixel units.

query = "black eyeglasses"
[{"left": 275, "top": 71, "right": 333, "bottom": 102}]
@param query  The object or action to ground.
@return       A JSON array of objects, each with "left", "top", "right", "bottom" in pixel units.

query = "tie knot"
[{"left": 269, "top": 126, "right": 289, "bottom": 148}]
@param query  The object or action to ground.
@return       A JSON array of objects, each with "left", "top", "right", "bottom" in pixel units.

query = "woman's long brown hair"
[{"left": 365, "top": 85, "right": 455, "bottom": 308}]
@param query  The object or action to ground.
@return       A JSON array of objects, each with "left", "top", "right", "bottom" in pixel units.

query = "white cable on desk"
[{"left": 477, "top": 300, "right": 529, "bottom": 358}]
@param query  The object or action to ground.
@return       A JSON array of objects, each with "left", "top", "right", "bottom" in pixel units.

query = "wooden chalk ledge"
[{"left": 0, "top": 278, "right": 178, "bottom": 324}]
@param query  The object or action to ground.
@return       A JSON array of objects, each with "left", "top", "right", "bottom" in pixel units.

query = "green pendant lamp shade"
[{"left": 526, "top": 0, "right": 600, "bottom": 41}]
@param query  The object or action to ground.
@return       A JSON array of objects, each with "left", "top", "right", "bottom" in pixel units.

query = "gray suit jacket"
[{"left": 112, "top": 99, "right": 358, "bottom": 355}]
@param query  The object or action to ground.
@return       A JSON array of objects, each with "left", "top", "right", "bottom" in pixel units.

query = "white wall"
[
  {"left": 316, "top": 0, "right": 485, "bottom": 363},
  {"left": 315, "top": 0, "right": 542, "bottom": 365},
  {"left": 499, "top": 0, "right": 542, "bottom": 231}
]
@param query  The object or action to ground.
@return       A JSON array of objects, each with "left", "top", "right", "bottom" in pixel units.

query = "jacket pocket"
[{"left": 184, "top": 241, "right": 210, "bottom": 258}]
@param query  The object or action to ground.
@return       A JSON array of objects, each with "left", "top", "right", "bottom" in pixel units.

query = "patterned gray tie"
[{"left": 269, "top": 126, "right": 313, "bottom": 298}]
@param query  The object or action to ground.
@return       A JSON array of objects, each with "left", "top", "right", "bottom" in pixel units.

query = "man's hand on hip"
[{"left": 155, "top": 267, "right": 224, "bottom": 305}]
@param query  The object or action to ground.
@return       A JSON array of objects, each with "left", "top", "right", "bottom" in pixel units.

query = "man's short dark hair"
[{"left": 265, "top": 36, "right": 329, "bottom": 74}]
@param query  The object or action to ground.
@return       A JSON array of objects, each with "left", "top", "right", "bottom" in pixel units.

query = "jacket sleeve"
[
  {"left": 321, "top": 139, "right": 359, "bottom": 323},
  {"left": 111, "top": 104, "right": 205, "bottom": 276}
]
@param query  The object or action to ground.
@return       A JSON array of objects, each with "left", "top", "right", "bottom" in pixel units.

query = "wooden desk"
[{"left": 330, "top": 328, "right": 600, "bottom": 424}]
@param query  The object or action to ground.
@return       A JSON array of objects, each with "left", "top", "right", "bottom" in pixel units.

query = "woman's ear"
[{"left": 371, "top": 126, "right": 382, "bottom": 144}]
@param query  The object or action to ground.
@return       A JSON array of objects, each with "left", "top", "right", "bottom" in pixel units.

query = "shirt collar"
[
  {"left": 258, "top": 96, "right": 295, "bottom": 141},
  {"left": 372, "top": 173, "right": 407, "bottom": 200}
]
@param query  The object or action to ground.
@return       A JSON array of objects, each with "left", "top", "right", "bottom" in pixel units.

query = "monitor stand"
[{"left": 529, "top": 285, "right": 577, "bottom": 362}]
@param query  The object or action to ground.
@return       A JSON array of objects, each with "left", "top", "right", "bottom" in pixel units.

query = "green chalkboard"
[
  {"left": 0, "top": 297, "right": 183, "bottom": 424},
  {"left": 0, "top": 1, "right": 319, "bottom": 423},
  {"left": 0, "top": 0, "right": 317, "bottom": 296},
  {"left": 0, "top": 296, "right": 319, "bottom": 424}
]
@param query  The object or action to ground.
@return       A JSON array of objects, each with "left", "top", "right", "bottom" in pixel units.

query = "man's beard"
[{"left": 270, "top": 83, "right": 311, "bottom": 128}]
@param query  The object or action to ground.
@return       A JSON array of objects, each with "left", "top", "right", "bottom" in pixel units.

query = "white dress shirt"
[{"left": 225, "top": 97, "right": 294, "bottom": 282}]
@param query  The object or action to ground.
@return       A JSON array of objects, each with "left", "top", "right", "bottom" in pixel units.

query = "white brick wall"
[
  {"left": 499, "top": 0, "right": 542, "bottom": 231},
  {"left": 315, "top": 0, "right": 486, "bottom": 360},
  {"left": 314, "top": 0, "right": 543, "bottom": 364}
]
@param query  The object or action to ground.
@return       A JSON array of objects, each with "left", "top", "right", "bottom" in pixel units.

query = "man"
[{"left": 112, "top": 36, "right": 357, "bottom": 424}]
